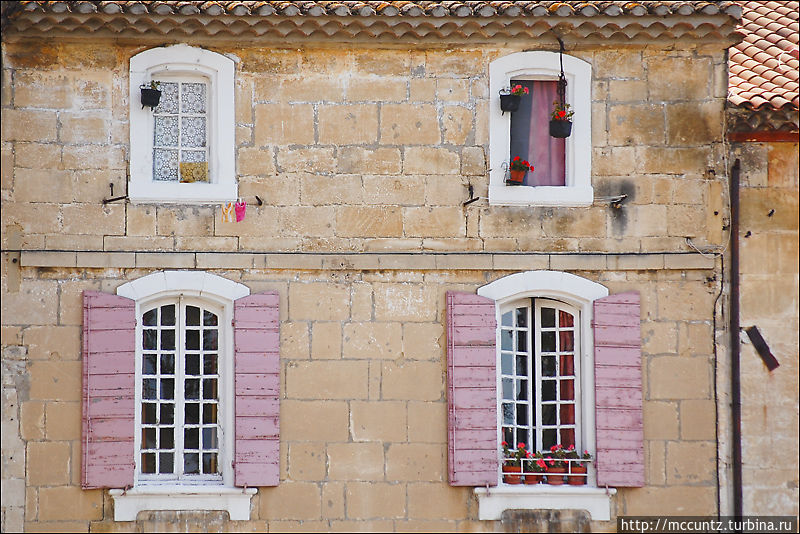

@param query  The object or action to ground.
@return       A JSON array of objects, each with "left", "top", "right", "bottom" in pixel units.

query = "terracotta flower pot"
[
  {"left": 500, "top": 94, "right": 521, "bottom": 112},
  {"left": 502, "top": 465, "right": 523, "bottom": 484},
  {"left": 524, "top": 472, "right": 543, "bottom": 485},
  {"left": 546, "top": 465, "right": 567, "bottom": 485},
  {"left": 569, "top": 464, "right": 587, "bottom": 485},
  {"left": 507, "top": 169, "right": 526, "bottom": 185},
  {"left": 549, "top": 119, "right": 572, "bottom": 138}
]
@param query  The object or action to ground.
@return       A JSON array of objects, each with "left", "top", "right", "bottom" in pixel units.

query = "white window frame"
[
  {"left": 475, "top": 271, "right": 615, "bottom": 521},
  {"left": 488, "top": 52, "right": 592, "bottom": 207},
  {"left": 110, "top": 271, "right": 255, "bottom": 521},
  {"left": 129, "top": 45, "right": 237, "bottom": 204}
]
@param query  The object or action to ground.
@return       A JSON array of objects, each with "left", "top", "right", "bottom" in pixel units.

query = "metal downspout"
[{"left": 729, "top": 158, "right": 743, "bottom": 522}]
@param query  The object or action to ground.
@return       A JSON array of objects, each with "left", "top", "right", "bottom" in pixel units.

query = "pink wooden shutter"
[
  {"left": 82, "top": 291, "right": 136, "bottom": 489},
  {"left": 234, "top": 292, "right": 280, "bottom": 487},
  {"left": 446, "top": 291, "right": 498, "bottom": 486},
  {"left": 593, "top": 292, "right": 644, "bottom": 487}
]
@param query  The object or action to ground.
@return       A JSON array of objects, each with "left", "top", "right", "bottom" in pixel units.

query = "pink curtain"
[{"left": 527, "top": 81, "right": 566, "bottom": 186}]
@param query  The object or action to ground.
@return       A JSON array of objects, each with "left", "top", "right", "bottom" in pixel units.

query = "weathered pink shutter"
[
  {"left": 446, "top": 291, "right": 498, "bottom": 486},
  {"left": 82, "top": 291, "right": 136, "bottom": 489},
  {"left": 234, "top": 292, "right": 280, "bottom": 487},
  {"left": 593, "top": 292, "right": 644, "bottom": 487}
]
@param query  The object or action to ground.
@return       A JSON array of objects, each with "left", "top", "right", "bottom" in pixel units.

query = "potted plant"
[
  {"left": 506, "top": 156, "right": 534, "bottom": 185},
  {"left": 568, "top": 449, "right": 592, "bottom": 486},
  {"left": 523, "top": 451, "right": 547, "bottom": 485},
  {"left": 499, "top": 84, "right": 529, "bottom": 113},
  {"left": 501, "top": 441, "right": 527, "bottom": 484},
  {"left": 549, "top": 100, "right": 574, "bottom": 138},
  {"left": 545, "top": 444, "right": 570, "bottom": 485},
  {"left": 140, "top": 80, "right": 162, "bottom": 109}
]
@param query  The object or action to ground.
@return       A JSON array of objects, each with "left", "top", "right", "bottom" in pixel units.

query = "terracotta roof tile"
[{"left": 729, "top": 1, "right": 799, "bottom": 111}]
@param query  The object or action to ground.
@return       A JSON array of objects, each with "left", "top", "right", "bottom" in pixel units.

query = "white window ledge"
[
  {"left": 109, "top": 486, "right": 257, "bottom": 521},
  {"left": 474, "top": 485, "right": 616, "bottom": 522}
]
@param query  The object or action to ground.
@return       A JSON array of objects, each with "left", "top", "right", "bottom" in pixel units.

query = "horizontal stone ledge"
[{"left": 17, "top": 250, "right": 717, "bottom": 271}]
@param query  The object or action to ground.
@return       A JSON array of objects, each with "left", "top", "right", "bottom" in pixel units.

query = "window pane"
[
  {"left": 143, "top": 378, "right": 157, "bottom": 400},
  {"left": 503, "top": 403, "right": 514, "bottom": 425},
  {"left": 185, "top": 378, "right": 200, "bottom": 400},
  {"left": 160, "top": 428, "right": 174, "bottom": 449},
  {"left": 184, "top": 453, "right": 200, "bottom": 475},
  {"left": 501, "top": 311, "right": 513, "bottom": 327},
  {"left": 516, "top": 332, "right": 527, "bottom": 353},
  {"left": 160, "top": 329, "right": 175, "bottom": 350},
  {"left": 502, "top": 378, "right": 513, "bottom": 400},
  {"left": 185, "top": 403, "right": 199, "bottom": 424},
  {"left": 516, "top": 403, "right": 528, "bottom": 426},
  {"left": 503, "top": 427, "right": 514, "bottom": 445},
  {"left": 203, "top": 403, "right": 217, "bottom": 424},
  {"left": 155, "top": 82, "right": 178, "bottom": 113},
  {"left": 559, "top": 330, "right": 574, "bottom": 352},
  {"left": 517, "top": 379, "right": 528, "bottom": 401},
  {"left": 203, "top": 355, "right": 218, "bottom": 375},
  {"left": 184, "top": 428, "right": 199, "bottom": 449},
  {"left": 202, "top": 379, "right": 217, "bottom": 400},
  {"left": 143, "top": 354, "right": 157, "bottom": 375},
  {"left": 181, "top": 82, "right": 207, "bottom": 113},
  {"left": 542, "top": 355, "right": 556, "bottom": 377},
  {"left": 542, "top": 380, "right": 556, "bottom": 401},
  {"left": 143, "top": 330, "right": 157, "bottom": 351},
  {"left": 142, "top": 403, "right": 157, "bottom": 424},
  {"left": 160, "top": 353, "right": 175, "bottom": 375},
  {"left": 186, "top": 330, "right": 200, "bottom": 351},
  {"left": 159, "top": 453, "right": 174, "bottom": 475},
  {"left": 516, "top": 307, "right": 527, "bottom": 327},
  {"left": 202, "top": 428, "right": 217, "bottom": 449},
  {"left": 153, "top": 148, "right": 178, "bottom": 181},
  {"left": 203, "top": 330, "right": 218, "bottom": 351},
  {"left": 203, "top": 310, "right": 218, "bottom": 326},
  {"left": 501, "top": 330, "right": 512, "bottom": 351},
  {"left": 142, "top": 453, "right": 156, "bottom": 474},
  {"left": 560, "top": 379, "right": 575, "bottom": 401},
  {"left": 559, "top": 310, "right": 574, "bottom": 328},
  {"left": 186, "top": 306, "right": 201, "bottom": 326},
  {"left": 154, "top": 115, "right": 179, "bottom": 147},
  {"left": 143, "top": 428, "right": 156, "bottom": 449},
  {"left": 161, "top": 305, "right": 176, "bottom": 326},
  {"left": 542, "top": 404, "right": 556, "bottom": 426},
  {"left": 559, "top": 354, "right": 574, "bottom": 376},
  {"left": 203, "top": 453, "right": 217, "bottom": 475},
  {"left": 560, "top": 427, "right": 575, "bottom": 447},
  {"left": 186, "top": 354, "right": 200, "bottom": 376},
  {"left": 181, "top": 150, "right": 206, "bottom": 163},
  {"left": 181, "top": 117, "right": 206, "bottom": 148},
  {"left": 160, "top": 403, "right": 174, "bottom": 425},
  {"left": 160, "top": 378, "right": 174, "bottom": 400},
  {"left": 501, "top": 353, "right": 513, "bottom": 374},
  {"left": 541, "top": 331, "right": 556, "bottom": 352},
  {"left": 143, "top": 309, "right": 157, "bottom": 326},
  {"left": 515, "top": 355, "right": 527, "bottom": 376},
  {"left": 543, "top": 429, "right": 557, "bottom": 450},
  {"left": 541, "top": 307, "right": 555, "bottom": 328}
]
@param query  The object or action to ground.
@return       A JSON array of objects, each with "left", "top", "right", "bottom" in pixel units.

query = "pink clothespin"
[{"left": 235, "top": 199, "right": 246, "bottom": 222}]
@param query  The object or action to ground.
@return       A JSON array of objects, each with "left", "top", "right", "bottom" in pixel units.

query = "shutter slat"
[
  {"left": 447, "top": 291, "right": 498, "bottom": 487},
  {"left": 82, "top": 291, "right": 135, "bottom": 489},
  {"left": 234, "top": 292, "right": 280, "bottom": 487},
  {"left": 593, "top": 291, "right": 644, "bottom": 487}
]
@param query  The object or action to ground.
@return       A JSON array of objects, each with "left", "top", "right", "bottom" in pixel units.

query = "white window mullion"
[
  {"left": 176, "top": 297, "right": 186, "bottom": 481},
  {"left": 532, "top": 298, "right": 543, "bottom": 451}
]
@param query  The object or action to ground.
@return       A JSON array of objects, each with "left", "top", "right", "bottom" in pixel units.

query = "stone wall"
[{"left": 1, "top": 38, "right": 731, "bottom": 532}]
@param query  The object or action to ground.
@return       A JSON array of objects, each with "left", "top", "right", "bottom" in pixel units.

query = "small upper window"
[
  {"left": 129, "top": 45, "right": 236, "bottom": 204},
  {"left": 489, "top": 51, "right": 592, "bottom": 207}
]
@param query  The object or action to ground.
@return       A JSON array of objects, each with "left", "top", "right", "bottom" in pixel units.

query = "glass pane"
[
  {"left": 160, "top": 353, "right": 175, "bottom": 375},
  {"left": 143, "top": 330, "right": 157, "bottom": 351},
  {"left": 143, "top": 428, "right": 156, "bottom": 449},
  {"left": 186, "top": 306, "right": 200, "bottom": 326},
  {"left": 559, "top": 310, "right": 574, "bottom": 328},
  {"left": 502, "top": 378, "right": 513, "bottom": 400},
  {"left": 203, "top": 452, "right": 217, "bottom": 475},
  {"left": 143, "top": 378, "right": 157, "bottom": 400},
  {"left": 203, "top": 330, "right": 218, "bottom": 351},
  {"left": 541, "top": 307, "right": 555, "bottom": 327},
  {"left": 143, "top": 354, "right": 157, "bottom": 375},
  {"left": 184, "top": 428, "right": 199, "bottom": 449},
  {"left": 186, "top": 355, "right": 200, "bottom": 375},
  {"left": 517, "top": 379, "right": 528, "bottom": 401},
  {"left": 160, "top": 403, "right": 174, "bottom": 425},
  {"left": 560, "top": 379, "right": 575, "bottom": 401},
  {"left": 185, "top": 403, "right": 199, "bottom": 424},
  {"left": 516, "top": 307, "right": 527, "bottom": 327},
  {"left": 181, "top": 117, "right": 206, "bottom": 148},
  {"left": 501, "top": 353, "right": 513, "bottom": 375},
  {"left": 161, "top": 305, "right": 175, "bottom": 326},
  {"left": 542, "top": 356, "right": 556, "bottom": 377},
  {"left": 203, "top": 355, "right": 218, "bottom": 375},
  {"left": 560, "top": 427, "right": 575, "bottom": 447},
  {"left": 543, "top": 429, "right": 557, "bottom": 450},
  {"left": 182, "top": 150, "right": 206, "bottom": 163},
  {"left": 160, "top": 378, "right": 174, "bottom": 400},
  {"left": 184, "top": 453, "right": 200, "bottom": 475},
  {"left": 155, "top": 82, "right": 178, "bottom": 113},
  {"left": 154, "top": 115, "right": 178, "bottom": 147},
  {"left": 160, "top": 329, "right": 175, "bottom": 351},
  {"left": 159, "top": 453, "right": 174, "bottom": 474},
  {"left": 541, "top": 331, "right": 556, "bottom": 352},
  {"left": 560, "top": 331, "right": 574, "bottom": 352},
  {"left": 142, "top": 403, "right": 156, "bottom": 424},
  {"left": 542, "top": 404, "right": 556, "bottom": 426},
  {"left": 542, "top": 380, "right": 556, "bottom": 401},
  {"left": 502, "top": 403, "right": 514, "bottom": 425},
  {"left": 516, "top": 403, "right": 528, "bottom": 426},
  {"left": 501, "top": 330, "right": 512, "bottom": 351},
  {"left": 516, "top": 333, "right": 527, "bottom": 353},
  {"left": 186, "top": 330, "right": 200, "bottom": 351},
  {"left": 153, "top": 148, "right": 178, "bottom": 181},
  {"left": 501, "top": 311, "right": 513, "bottom": 327},
  {"left": 203, "top": 310, "right": 218, "bottom": 326},
  {"left": 202, "top": 379, "right": 217, "bottom": 400},
  {"left": 185, "top": 378, "right": 200, "bottom": 400},
  {"left": 559, "top": 354, "right": 574, "bottom": 376},
  {"left": 142, "top": 453, "right": 156, "bottom": 474},
  {"left": 503, "top": 427, "right": 514, "bottom": 446},
  {"left": 143, "top": 309, "right": 157, "bottom": 326},
  {"left": 515, "top": 355, "right": 527, "bottom": 376},
  {"left": 160, "top": 428, "right": 174, "bottom": 449},
  {"left": 203, "top": 403, "right": 217, "bottom": 424},
  {"left": 181, "top": 82, "right": 207, "bottom": 113},
  {"left": 202, "top": 428, "right": 217, "bottom": 449}
]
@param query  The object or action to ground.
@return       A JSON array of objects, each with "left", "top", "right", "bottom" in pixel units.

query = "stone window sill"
[
  {"left": 109, "top": 486, "right": 256, "bottom": 521},
  {"left": 474, "top": 485, "right": 616, "bottom": 521}
]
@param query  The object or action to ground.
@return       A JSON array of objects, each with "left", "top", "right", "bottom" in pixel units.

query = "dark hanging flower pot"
[
  {"left": 140, "top": 86, "right": 162, "bottom": 108},
  {"left": 549, "top": 119, "right": 573, "bottom": 138},
  {"left": 500, "top": 94, "right": 521, "bottom": 113}
]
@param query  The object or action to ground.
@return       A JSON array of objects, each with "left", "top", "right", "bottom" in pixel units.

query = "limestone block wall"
[{"left": 731, "top": 140, "right": 799, "bottom": 517}]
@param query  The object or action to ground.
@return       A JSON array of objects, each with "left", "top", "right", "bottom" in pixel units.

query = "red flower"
[
  {"left": 557, "top": 110, "right": 566, "bottom": 119},
  {"left": 513, "top": 156, "right": 520, "bottom": 161},
  {"left": 548, "top": 460, "right": 555, "bottom": 466},
  {"left": 501, "top": 441, "right": 508, "bottom": 447},
  {"left": 517, "top": 442, "right": 526, "bottom": 449},
  {"left": 526, "top": 451, "right": 532, "bottom": 458},
  {"left": 568, "top": 444, "right": 575, "bottom": 451},
  {"left": 537, "top": 459, "right": 547, "bottom": 469},
  {"left": 550, "top": 445, "right": 558, "bottom": 452}
]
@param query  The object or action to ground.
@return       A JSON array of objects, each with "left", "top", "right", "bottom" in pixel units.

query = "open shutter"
[
  {"left": 593, "top": 292, "right": 644, "bottom": 487},
  {"left": 446, "top": 291, "right": 498, "bottom": 486},
  {"left": 82, "top": 291, "right": 136, "bottom": 489},
  {"left": 234, "top": 292, "right": 280, "bottom": 487}
]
